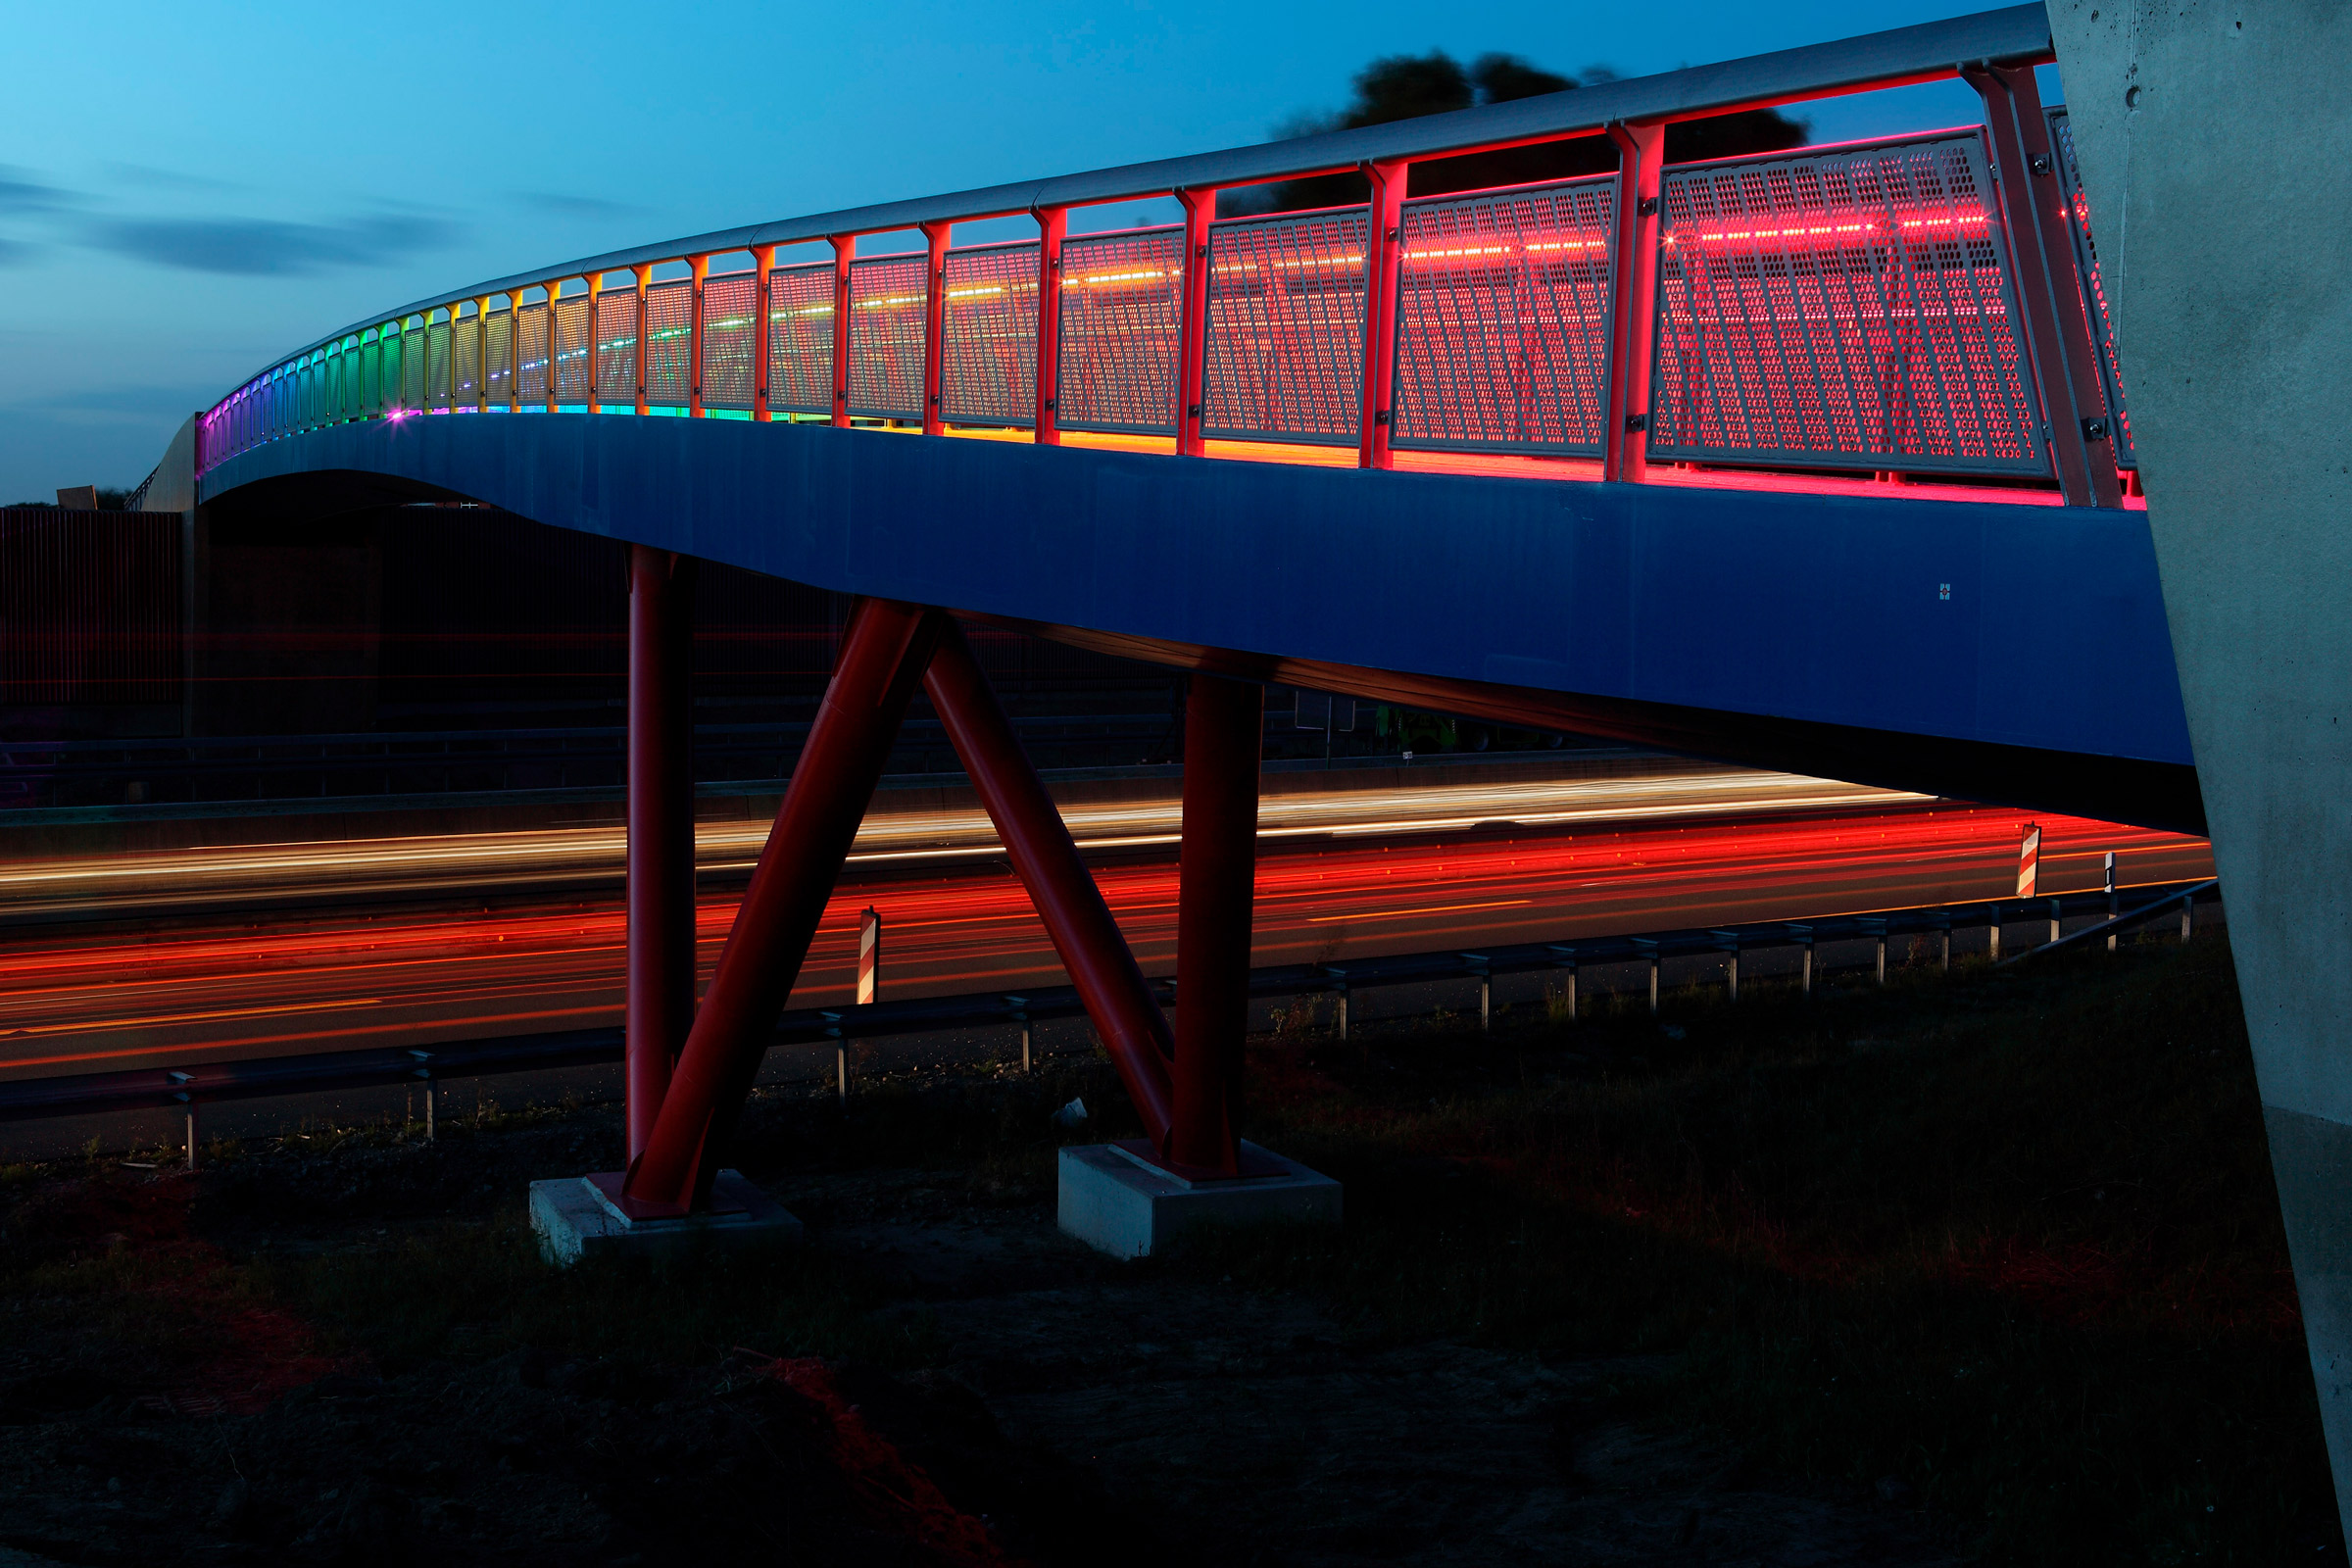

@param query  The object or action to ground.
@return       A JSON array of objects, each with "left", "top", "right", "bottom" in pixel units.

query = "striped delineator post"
[
  {"left": 857, "top": 907, "right": 881, "bottom": 1006},
  {"left": 2017, "top": 821, "right": 2042, "bottom": 898}
]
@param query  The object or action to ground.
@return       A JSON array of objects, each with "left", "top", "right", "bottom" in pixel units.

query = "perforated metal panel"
[
  {"left": 1054, "top": 226, "right": 1183, "bottom": 435},
  {"left": 848, "top": 255, "right": 927, "bottom": 418},
  {"left": 453, "top": 313, "right": 483, "bottom": 410},
  {"left": 700, "top": 271, "right": 757, "bottom": 410},
  {"left": 768, "top": 262, "right": 836, "bottom": 415},
  {"left": 553, "top": 295, "right": 591, "bottom": 403},
  {"left": 594, "top": 290, "right": 638, "bottom": 406},
  {"left": 514, "top": 304, "right": 550, "bottom": 405},
  {"left": 1392, "top": 176, "right": 1615, "bottom": 454},
  {"left": 1203, "top": 208, "right": 1370, "bottom": 444},
  {"left": 2046, "top": 109, "right": 2133, "bottom": 468},
  {"left": 645, "top": 280, "right": 692, "bottom": 405},
  {"left": 1650, "top": 131, "right": 2045, "bottom": 475},
  {"left": 424, "top": 317, "right": 453, "bottom": 412},
  {"left": 484, "top": 310, "right": 514, "bottom": 407},
  {"left": 941, "top": 241, "right": 1039, "bottom": 426}
]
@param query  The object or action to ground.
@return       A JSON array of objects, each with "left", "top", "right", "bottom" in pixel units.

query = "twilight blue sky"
[{"left": 0, "top": 0, "right": 2050, "bottom": 502}]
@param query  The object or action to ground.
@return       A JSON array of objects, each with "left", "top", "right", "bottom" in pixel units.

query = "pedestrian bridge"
[{"left": 177, "top": 2, "right": 2192, "bottom": 836}]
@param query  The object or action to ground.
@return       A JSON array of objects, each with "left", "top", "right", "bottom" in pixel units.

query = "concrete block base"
[
  {"left": 1057, "top": 1139, "right": 1342, "bottom": 1258},
  {"left": 528, "top": 1169, "right": 803, "bottom": 1266}
]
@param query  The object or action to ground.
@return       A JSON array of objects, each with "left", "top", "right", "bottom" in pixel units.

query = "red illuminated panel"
[
  {"left": 592, "top": 289, "right": 637, "bottom": 406},
  {"left": 1393, "top": 175, "right": 1616, "bottom": 455},
  {"left": 941, "top": 241, "right": 1039, "bottom": 427},
  {"left": 1203, "top": 208, "right": 1369, "bottom": 445},
  {"left": 514, "top": 301, "right": 551, "bottom": 406},
  {"left": 1651, "top": 131, "right": 2047, "bottom": 476},
  {"left": 767, "top": 262, "right": 837, "bottom": 416},
  {"left": 847, "top": 255, "right": 927, "bottom": 419},
  {"left": 644, "top": 280, "right": 692, "bottom": 406},
  {"left": 552, "top": 294, "right": 591, "bottom": 404},
  {"left": 2045, "top": 109, "right": 2133, "bottom": 468},
  {"left": 699, "top": 271, "right": 757, "bottom": 411},
  {"left": 1055, "top": 226, "right": 1183, "bottom": 435}
]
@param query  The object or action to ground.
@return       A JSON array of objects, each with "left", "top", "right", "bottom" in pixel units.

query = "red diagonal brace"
[
  {"left": 1170, "top": 672, "right": 1262, "bottom": 1174},
  {"left": 922, "top": 621, "right": 1176, "bottom": 1146},
  {"left": 624, "top": 598, "right": 942, "bottom": 1213}
]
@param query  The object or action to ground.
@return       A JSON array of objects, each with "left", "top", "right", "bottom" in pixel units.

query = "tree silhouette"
[{"left": 1232, "top": 50, "right": 1809, "bottom": 215}]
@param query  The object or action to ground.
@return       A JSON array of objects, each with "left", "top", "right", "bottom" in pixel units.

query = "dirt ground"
[{"left": 0, "top": 1092, "right": 1960, "bottom": 1567}]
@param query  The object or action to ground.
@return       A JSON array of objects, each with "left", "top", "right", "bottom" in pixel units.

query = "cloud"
[
  {"left": 82, "top": 212, "right": 465, "bottom": 275},
  {"left": 0, "top": 166, "right": 79, "bottom": 214},
  {"left": 514, "top": 191, "right": 643, "bottom": 218}
]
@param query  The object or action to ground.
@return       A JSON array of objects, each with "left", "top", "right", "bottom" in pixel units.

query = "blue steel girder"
[{"left": 196, "top": 414, "right": 2197, "bottom": 832}]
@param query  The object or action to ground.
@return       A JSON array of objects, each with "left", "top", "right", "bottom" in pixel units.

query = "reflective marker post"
[{"left": 857, "top": 907, "right": 881, "bottom": 1006}]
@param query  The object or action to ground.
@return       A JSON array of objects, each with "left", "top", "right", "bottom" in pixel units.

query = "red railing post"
[
  {"left": 1175, "top": 187, "right": 1216, "bottom": 457},
  {"left": 546, "top": 283, "right": 563, "bottom": 414},
  {"left": 1602, "top": 122, "right": 1666, "bottom": 483},
  {"left": 623, "top": 598, "right": 941, "bottom": 1213},
  {"left": 1965, "top": 65, "right": 2124, "bottom": 509},
  {"left": 1358, "top": 159, "right": 1408, "bottom": 469},
  {"left": 921, "top": 623, "right": 1177, "bottom": 1145},
  {"left": 1169, "top": 671, "right": 1262, "bottom": 1174},
  {"left": 585, "top": 274, "right": 604, "bottom": 416},
  {"left": 753, "top": 246, "right": 775, "bottom": 423},
  {"left": 829, "top": 236, "right": 854, "bottom": 428},
  {"left": 688, "top": 254, "right": 709, "bottom": 417},
  {"left": 921, "top": 221, "right": 950, "bottom": 436},
  {"left": 633, "top": 264, "right": 653, "bottom": 417},
  {"left": 475, "top": 296, "right": 492, "bottom": 412},
  {"left": 625, "top": 544, "right": 697, "bottom": 1165},
  {"left": 1033, "top": 206, "right": 1066, "bottom": 445}
]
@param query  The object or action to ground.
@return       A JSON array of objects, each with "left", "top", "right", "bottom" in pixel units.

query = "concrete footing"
[
  {"left": 528, "top": 1169, "right": 802, "bottom": 1265},
  {"left": 1057, "top": 1139, "right": 1341, "bottom": 1258}
]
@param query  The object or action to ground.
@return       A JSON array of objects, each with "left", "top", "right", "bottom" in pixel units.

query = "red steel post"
[
  {"left": 624, "top": 598, "right": 942, "bottom": 1211},
  {"left": 585, "top": 274, "right": 604, "bottom": 416},
  {"left": 633, "top": 264, "right": 653, "bottom": 417},
  {"left": 753, "top": 246, "right": 776, "bottom": 422},
  {"left": 1357, "top": 159, "right": 1408, "bottom": 469},
  {"left": 1965, "top": 65, "right": 2124, "bottom": 509},
  {"left": 829, "top": 236, "right": 855, "bottom": 427},
  {"left": 1169, "top": 671, "right": 1262, "bottom": 1174},
  {"left": 921, "top": 624, "right": 1178, "bottom": 1145},
  {"left": 1175, "top": 187, "right": 1216, "bottom": 457},
  {"left": 921, "top": 221, "right": 950, "bottom": 436},
  {"left": 688, "top": 254, "right": 709, "bottom": 417},
  {"left": 1602, "top": 122, "right": 1666, "bottom": 483},
  {"left": 624, "top": 544, "right": 698, "bottom": 1164},
  {"left": 1033, "top": 206, "right": 1066, "bottom": 445},
  {"left": 546, "top": 283, "right": 563, "bottom": 414}
]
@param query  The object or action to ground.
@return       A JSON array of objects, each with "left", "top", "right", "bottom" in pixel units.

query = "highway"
[{"left": 0, "top": 759, "right": 2211, "bottom": 1081}]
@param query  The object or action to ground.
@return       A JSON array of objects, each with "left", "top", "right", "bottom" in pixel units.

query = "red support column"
[
  {"left": 1169, "top": 671, "right": 1261, "bottom": 1174},
  {"left": 829, "top": 236, "right": 854, "bottom": 427},
  {"left": 1966, "top": 65, "right": 2124, "bottom": 509},
  {"left": 1602, "top": 122, "right": 1665, "bottom": 483},
  {"left": 921, "top": 221, "right": 950, "bottom": 436},
  {"left": 1033, "top": 206, "right": 1066, "bottom": 445},
  {"left": 1357, "top": 159, "right": 1407, "bottom": 469},
  {"left": 633, "top": 264, "right": 653, "bottom": 417},
  {"left": 753, "top": 246, "right": 775, "bottom": 423},
  {"left": 922, "top": 623, "right": 1177, "bottom": 1145},
  {"left": 1175, "top": 187, "right": 1216, "bottom": 457},
  {"left": 624, "top": 598, "right": 942, "bottom": 1212},
  {"left": 625, "top": 545, "right": 697, "bottom": 1165}
]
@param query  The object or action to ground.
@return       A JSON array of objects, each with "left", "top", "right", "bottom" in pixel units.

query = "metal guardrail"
[
  {"left": 0, "top": 878, "right": 2220, "bottom": 1130},
  {"left": 183, "top": 7, "right": 2136, "bottom": 505}
]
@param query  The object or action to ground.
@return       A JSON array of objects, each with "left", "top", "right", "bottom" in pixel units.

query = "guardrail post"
[
  {"left": 2105, "top": 852, "right": 2119, "bottom": 952},
  {"left": 171, "top": 1072, "right": 196, "bottom": 1169},
  {"left": 2180, "top": 894, "right": 2194, "bottom": 944},
  {"left": 1711, "top": 931, "right": 1741, "bottom": 1003},
  {"left": 1461, "top": 953, "right": 1492, "bottom": 1032},
  {"left": 625, "top": 544, "right": 697, "bottom": 1166},
  {"left": 633, "top": 264, "right": 653, "bottom": 417},
  {"left": 1964, "top": 65, "right": 2123, "bottom": 509},
  {"left": 1005, "top": 995, "right": 1032, "bottom": 1072},
  {"left": 1858, "top": 917, "right": 1887, "bottom": 985},
  {"left": 1935, "top": 912, "right": 1953, "bottom": 972},
  {"left": 1547, "top": 944, "right": 1578, "bottom": 1021},
  {"left": 1602, "top": 122, "right": 1666, "bottom": 483},
  {"left": 1358, "top": 159, "right": 1407, "bottom": 470},
  {"left": 1632, "top": 937, "right": 1660, "bottom": 1014},
  {"left": 2045, "top": 897, "right": 2062, "bottom": 949},
  {"left": 624, "top": 598, "right": 942, "bottom": 1214},
  {"left": 1786, "top": 924, "right": 1815, "bottom": 998},
  {"left": 1170, "top": 671, "right": 1261, "bottom": 1174},
  {"left": 828, "top": 237, "right": 854, "bottom": 427},
  {"left": 921, "top": 221, "right": 950, "bottom": 436},
  {"left": 1175, "top": 186, "right": 1216, "bottom": 457},
  {"left": 754, "top": 247, "right": 776, "bottom": 422},
  {"left": 823, "top": 1012, "right": 848, "bottom": 1104},
  {"left": 1323, "top": 965, "right": 1350, "bottom": 1040},
  {"left": 1033, "top": 207, "right": 1065, "bottom": 445},
  {"left": 1986, "top": 906, "right": 2002, "bottom": 962},
  {"left": 688, "top": 254, "right": 709, "bottom": 417},
  {"left": 410, "top": 1051, "right": 435, "bottom": 1139}
]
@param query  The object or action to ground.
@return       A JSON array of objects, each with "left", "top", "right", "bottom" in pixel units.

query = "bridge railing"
[{"left": 193, "top": 5, "right": 2133, "bottom": 506}]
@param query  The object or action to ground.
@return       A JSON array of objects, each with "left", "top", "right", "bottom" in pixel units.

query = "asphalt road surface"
[{"left": 0, "top": 761, "right": 2210, "bottom": 1082}]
